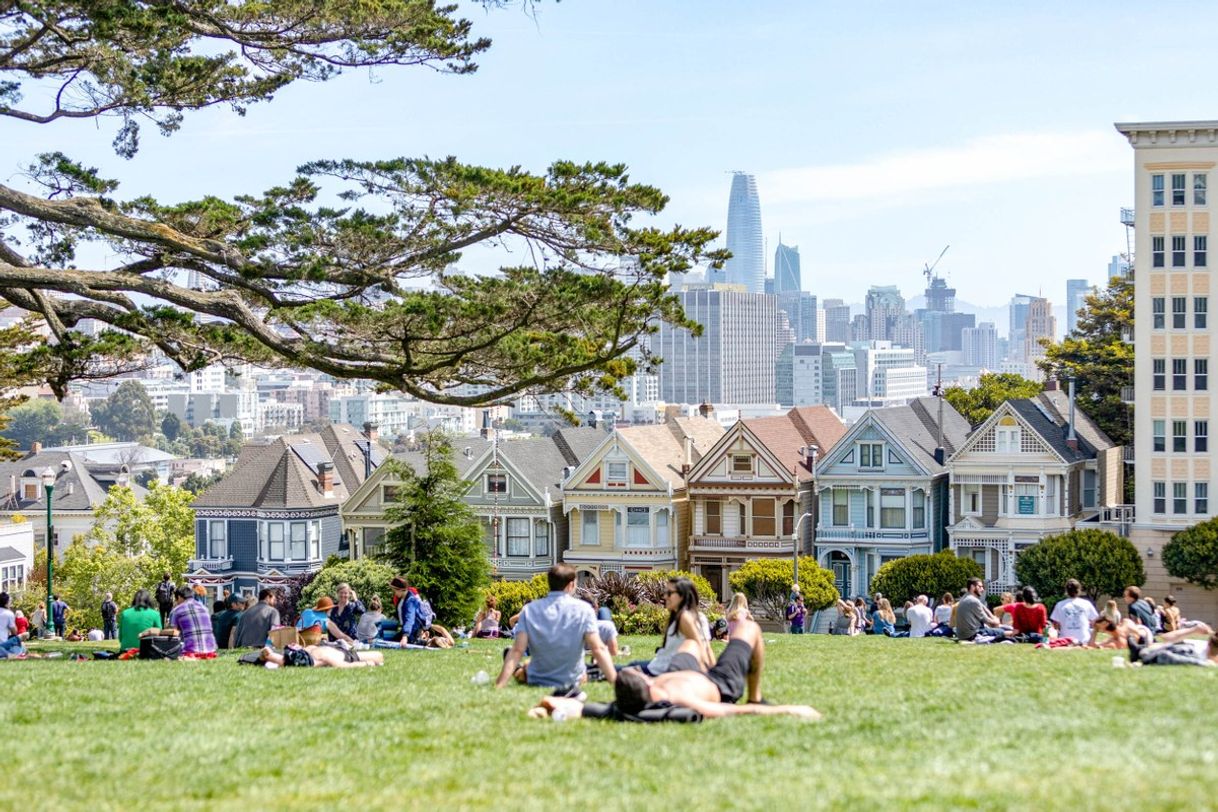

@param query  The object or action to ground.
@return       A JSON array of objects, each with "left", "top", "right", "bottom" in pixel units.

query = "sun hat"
[{"left": 314, "top": 596, "right": 335, "bottom": 611}]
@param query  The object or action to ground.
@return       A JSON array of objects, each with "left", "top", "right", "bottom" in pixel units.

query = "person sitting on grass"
[
  {"left": 871, "top": 598, "right": 898, "bottom": 637},
  {"left": 635, "top": 578, "right": 713, "bottom": 675},
  {"left": 1010, "top": 586, "right": 1049, "bottom": 641},
  {"left": 118, "top": 589, "right": 162, "bottom": 652},
  {"left": 167, "top": 585, "right": 217, "bottom": 659},
  {"left": 834, "top": 600, "right": 858, "bottom": 636},
  {"left": 234, "top": 589, "right": 280, "bottom": 648},
  {"left": 906, "top": 595, "right": 934, "bottom": 638},
  {"left": 0, "top": 592, "right": 25, "bottom": 658},
  {"left": 496, "top": 563, "right": 617, "bottom": 690},
  {"left": 725, "top": 593, "right": 753, "bottom": 636},
  {"left": 1047, "top": 579, "right": 1099, "bottom": 645},
  {"left": 298, "top": 596, "right": 354, "bottom": 646},
  {"left": 472, "top": 594, "right": 502, "bottom": 639},
  {"left": 529, "top": 617, "right": 820, "bottom": 721},
  {"left": 1160, "top": 595, "right": 1181, "bottom": 633},
  {"left": 259, "top": 642, "right": 385, "bottom": 668},
  {"left": 1128, "top": 631, "right": 1218, "bottom": 667},
  {"left": 954, "top": 578, "right": 1008, "bottom": 642},
  {"left": 211, "top": 595, "right": 244, "bottom": 650},
  {"left": 355, "top": 596, "right": 386, "bottom": 644}
]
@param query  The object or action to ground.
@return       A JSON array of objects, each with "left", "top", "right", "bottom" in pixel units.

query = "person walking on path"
[
  {"left": 51, "top": 594, "right": 70, "bottom": 637},
  {"left": 100, "top": 592, "right": 119, "bottom": 640},
  {"left": 155, "top": 574, "right": 176, "bottom": 626}
]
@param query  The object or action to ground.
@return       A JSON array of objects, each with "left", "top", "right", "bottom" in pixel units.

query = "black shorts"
[
  {"left": 666, "top": 639, "right": 753, "bottom": 704},
  {"left": 322, "top": 642, "right": 360, "bottom": 663}
]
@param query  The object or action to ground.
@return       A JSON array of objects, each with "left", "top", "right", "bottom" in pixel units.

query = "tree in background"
[
  {"left": 86, "top": 482, "right": 196, "bottom": 583},
  {"left": 1162, "top": 519, "right": 1218, "bottom": 590},
  {"left": 181, "top": 470, "right": 224, "bottom": 496},
  {"left": 728, "top": 558, "right": 838, "bottom": 620},
  {"left": 1014, "top": 529, "right": 1145, "bottom": 603},
  {"left": 382, "top": 431, "right": 491, "bottom": 625},
  {"left": 0, "top": 398, "right": 62, "bottom": 451},
  {"left": 868, "top": 552, "right": 984, "bottom": 607},
  {"left": 161, "top": 412, "right": 183, "bottom": 443},
  {"left": 0, "top": 2, "right": 720, "bottom": 406},
  {"left": 0, "top": 318, "right": 56, "bottom": 458},
  {"left": 224, "top": 422, "right": 245, "bottom": 457},
  {"left": 56, "top": 537, "right": 147, "bottom": 631},
  {"left": 90, "top": 381, "right": 156, "bottom": 442},
  {"left": 1038, "top": 274, "right": 1134, "bottom": 448},
  {"left": 943, "top": 373, "right": 1043, "bottom": 426}
]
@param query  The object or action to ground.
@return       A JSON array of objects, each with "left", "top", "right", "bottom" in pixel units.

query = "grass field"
[{"left": 2, "top": 634, "right": 1216, "bottom": 811}]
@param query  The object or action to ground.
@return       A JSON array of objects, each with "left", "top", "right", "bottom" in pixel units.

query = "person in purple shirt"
[{"left": 168, "top": 585, "right": 217, "bottom": 657}]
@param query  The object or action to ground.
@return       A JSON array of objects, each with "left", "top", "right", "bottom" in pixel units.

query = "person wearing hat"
[
  {"left": 390, "top": 576, "right": 424, "bottom": 644},
  {"left": 297, "top": 596, "right": 354, "bottom": 646},
  {"left": 234, "top": 588, "right": 281, "bottom": 648}
]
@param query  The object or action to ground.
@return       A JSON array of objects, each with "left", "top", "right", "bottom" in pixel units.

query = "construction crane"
[{"left": 922, "top": 244, "right": 950, "bottom": 286}]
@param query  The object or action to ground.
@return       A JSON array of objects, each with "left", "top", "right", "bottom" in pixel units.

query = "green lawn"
[{"left": 2, "top": 635, "right": 1215, "bottom": 811}]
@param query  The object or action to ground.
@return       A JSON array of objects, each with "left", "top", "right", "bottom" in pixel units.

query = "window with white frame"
[
  {"left": 912, "top": 488, "right": 925, "bottom": 528},
  {"left": 1174, "top": 420, "right": 1188, "bottom": 453},
  {"left": 731, "top": 454, "right": 753, "bottom": 474},
  {"left": 1014, "top": 483, "right": 1038, "bottom": 515},
  {"left": 1153, "top": 482, "right": 1166, "bottom": 514},
  {"left": 1153, "top": 420, "right": 1166, "bottom": 452},
  {"left": 581, "top": 510, "right": 598, "bottom": 545},
  {"left": 996, "top": 422, "right": 1021, "bottom": 453},
  {"left": 1196, "top": 483, "right": 1209, "bottom": 515},
  {"left": 705, "top": 500, "right": 722, "bottom": 534},
  {"left": 1152, "top": 173, "right": 1164, "bottom": 206},
  {"left": 1152, "top": 297, "right": 1165, "bottom": 329},
  {"left": 1196, "top": 359, "right": 1209, "bottom": 391},
  {"left": 832, "top": 489, "right": 849, "bottom": 526},
  {"left": 859, "top": 443, "right": 883, "bottom": 468},
  {"left": 506, "top": 518, "right": 530, "bottom": 556},
  {"left": 1173, "top": 358, "right": 1188, "bottom": 390},
  {"left": 486, "top": 473, "right": 507, "bottom": 494},
  {"left": 1196, "top": 421, "right": 1209, "bottom": 453},
  {"left": 969, "top": 548, "right": 989, "bottom": 579},
  {"left": 656, "top": 509, "right": 668, "bottom": 547},
  {"left": 1083, "top": 470, "right": 1097, "bottom": 508},
  {"left": 1172, "top": 235, "right": 1186, "bottom": 267},
  {"left": 962, "top": 484, "right": 980, "bottom": 515},
  {"left": 1173, "top": 482, "right": 1188, "bottom": 514},
  {"left": 1153, "top": 359, "right": 1166, "bottom": 391},
  {"left": 782, "top": 501, "right": 795, "bottom": 536},
  {"left": 1196, "top": 296, "right": 1208, "bottom": 328},
  {"left": 1173, "top": 297, "right": 1187, "bottom": 328},
  {"left": 1152, "top": 235, "right": 1165, "bottom": 267},
  {"left": 880, "top": 488, "right": 905, "bottom": 529},
  {"left": 1196, "top": 173, "right": 1208, "bottom": 205},
  {"left": 628, "top": 508, "right": 657, "bottom": 545},
  {"left": 311, "top": 521, "right": 320, "bottom": 560},
  {"left": 534, "top": 521, "right": 550, "bottom": 557},
  {"left": 0, "top": 564, "right": 24, "bottom": 591},
  {"left": 1172, "top": 173, "right": 1187, "bottom": 206},
  {"left": 208, "top": 520, "right": 227, "bottom": 559},
  {"left": 606, "top": 461, "right": 628, "bottom": 487},
  {"left": 1197, "top": 236, "right": 1209, "bottom": 268},
  {"left": 290, "top": 521, "right": 308, "bottom": 560}
]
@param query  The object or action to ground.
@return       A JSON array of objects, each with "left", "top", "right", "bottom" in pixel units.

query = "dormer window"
[
  {"left": 859, "top": 443, "right": 883, "bottom": 469},
  {"left": 606, "top": 461, "right": 628, "bottom": 487},
  {"left": 731, "top": 454, "right": 753, "bottom": 475},
  {"left": 996, "top": 416, "right": 1021, "bottom": 453},
  {"left": 486, "top": 473, "right": 507, "bottom": 494}
]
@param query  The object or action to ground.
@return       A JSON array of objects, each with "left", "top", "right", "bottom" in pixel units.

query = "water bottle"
[{"left": 470, "top": 670, "right": 490, "bottom": 686}]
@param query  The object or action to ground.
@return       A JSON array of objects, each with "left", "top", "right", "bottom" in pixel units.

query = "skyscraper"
[
  {"left": 657, "top": 287, "right": 777, "bottom": 404},
  {"left": 962, "top": 322, "right": 998, "bottom": 368},
  {"left": 1066, "top": 278, "right": 1091, "bottom": 335},
  {"left": 1008, "top": 294, "right": 1036, "bottom": 360},
  {"left": 822, "top": 299, "right": 852, "bottom": 343},
  {"left": 773, "top": 241, "right": 801, "bottom": 293},
  {"left": 1024, "top": 296, "right": 1056, "bottom": 366},
  {"left": 865, "top": 285, "right": 906, "bottom": 342},
  {"left": 724, "top": 172, "right": 764, "bottom": 294}
]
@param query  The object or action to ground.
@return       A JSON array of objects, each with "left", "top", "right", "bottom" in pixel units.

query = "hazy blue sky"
[{"left": 6, "top": 1, "right": 1218, "bottom": 306}]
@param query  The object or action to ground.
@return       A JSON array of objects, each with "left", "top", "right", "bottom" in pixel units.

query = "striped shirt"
[{"left": 169, "top": 600, "right": 217, "bottom": 655}]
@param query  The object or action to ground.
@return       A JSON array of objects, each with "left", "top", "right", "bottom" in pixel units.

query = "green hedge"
[{"left": 869, "top": 551, "right": 983, "bottom": 607}]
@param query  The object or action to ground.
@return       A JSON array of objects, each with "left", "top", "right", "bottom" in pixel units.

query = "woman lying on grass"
[
  {"left": 1091, "top": 617, "right": 1214, "bottom": 650},
  {"left": 259, "top": 643, "right": 385, "bottom": 668}
]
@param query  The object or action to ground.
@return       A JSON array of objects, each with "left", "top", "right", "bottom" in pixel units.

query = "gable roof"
[
  {"left": 616, "top": 417, "right": 725, "bottom": 484},
  {"left": 193, "top": 423, "right": 381, "bottom": 509},
  {"left": 0, "top": 450, "right": 148, "bottom": 512},
  {"left": 870, "top": 397, "right": 971, "bottom": 475},
  {"left": 744, "top": 406, "right": 847, "bottom": 482},
  {"left": 1005, "top": 394, "right": 1114, "bottom": 462}
]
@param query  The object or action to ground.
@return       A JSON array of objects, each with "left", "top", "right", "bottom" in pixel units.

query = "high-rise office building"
[
  {"left": 657, "top": 287, "right": 777, "bottom": 404},
  {"left": 822, "top": 299, "right": 851, "bottom": 343},
  {"left": 776, "top": 291, "right": 819, "bottom": 343},
  {"left": 918, "top": 275, "right": 974, "bottom": 353},
  {"left": 774, "top": 241, "right": 801, "bottom": 293},
  {"left": 864, "top": 285, "right": 906, "bottom": 342},
  {"left": 821, "top": 347, "right": 857, "bottom": 414},
  {"left": 724, "top": 173, "right": 764, "bottom": 294},
  {"left": 1008, "top": 294, "right": 1036, "bottom": 360},
  {"left": 1066, "top": 279, "right": 1091, "bottom": 335},
  {"left": 852, "top": 342, "right": 928, "bottom": 406},
  {"left": 1024, "top": 296, "right": 1056, "bottom": 365},
  {"left": 1107, "top": 255, "right": 1124, "bottom": 281},
  {"left": 962, "top": 321, "right": 998, "bottom": 368}
]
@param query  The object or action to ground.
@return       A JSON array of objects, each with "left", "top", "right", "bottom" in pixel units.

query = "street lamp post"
[
  {"left": 792, "top": 446, "right": 819, "bottom": 588},
  {"left": 40, "top": 467, "right": 55, "bottom": 638}
]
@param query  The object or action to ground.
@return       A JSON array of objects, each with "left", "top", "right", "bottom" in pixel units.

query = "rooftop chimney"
[
  {"left": 362, "top": 421, "right": 379, "bottom": 444},
  {"left": 681, "top": 435, "right": 693, "bottom": 475},
  {"left": 480, "top": 409, "right": 495, "bottom": 441},
  {"left": 317, "top": 461, "right": 334, "bottom": 495},
  {"left": 30, "top": 441, "right": 41, "bottom": 455},
  {"left": 698, "top": 401, "right": 713, "bottom": 420},
  {"left": 1044, "top": 378, "right": 1059, "bottom": 392},
  {"left": 1066, "top": 378, "right": 1078, "bottom": 451}
]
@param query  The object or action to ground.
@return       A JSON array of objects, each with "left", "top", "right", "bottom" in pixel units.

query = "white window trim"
[{"left": 962, "top": 484, "right": 981, "bottom": 516}]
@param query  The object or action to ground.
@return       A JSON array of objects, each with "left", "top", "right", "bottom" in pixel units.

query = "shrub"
[
  {"left": 633, "top": 569, "right": 719, "bottom": 608},
  {"left": 1014, "top": 528, "right": 1145, "bottom": 603},
  {"left": 483, "top": 575, "right": 548, "bottom": 624},
  {"left": 578, "top": 571, "right": 645, "bottom": 614},
  {"left": 869, "top": 551, "right": 983, "bottom": 607},
  {"left": 613, "top": 603, "right": 669, "bottom": 635},
  {"left": 299, "top": 558, "right": 397, "bottom": 613},
  {"left": 1163, "top": 519, "right": 1218, "bottom": 590},
  {"left": 728, "top": 557, "right": 837, "bottom": 620},
  {"left": 270, "top": 570, "right": 317, "bottom": 627}
]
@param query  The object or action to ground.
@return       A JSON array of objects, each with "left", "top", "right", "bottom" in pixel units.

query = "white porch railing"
[
  {"left": 815, "top": 528, "right": 930, "bottom": 542},
  {"left": 189, "top": 557, "right": 233, "bottom": 572},
  {"left": 690, "top": 536, "right": 789, "bottom": 552}
]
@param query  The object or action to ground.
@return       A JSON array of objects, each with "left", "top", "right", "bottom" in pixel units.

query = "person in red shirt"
[
  {"left": 1010, "top": 586, "right": 1048, "bottom": 639},
  {"left": 14, "top": 609, "right": 29, "bottom": 638}
]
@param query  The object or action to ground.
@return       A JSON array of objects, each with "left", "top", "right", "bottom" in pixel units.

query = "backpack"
[
  {"left": 418, "top": 599, "right": 436, "bottom": 630},
  {"left": 156, "top": 581, "right": 175, "bottom": 605}
]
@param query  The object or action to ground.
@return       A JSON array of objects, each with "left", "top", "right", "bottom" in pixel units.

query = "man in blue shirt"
[
  {"left": 51, "top": 594, "right": 70, "bottom": 637},
  {"left": 390, "top": 576, "right": 424, "bottom": 644},
  {"left": 495, "top": 563, "right": 616, "bottom": 690}
]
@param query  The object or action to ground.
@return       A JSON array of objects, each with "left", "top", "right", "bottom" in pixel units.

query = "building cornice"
[{"left": 1115, "top": 121, "right": 1218, "bottom": 147}]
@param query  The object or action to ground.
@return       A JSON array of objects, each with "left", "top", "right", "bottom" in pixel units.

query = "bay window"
[
  {"left": 832, "top": 489, "right": 849, "bottom": 526},
  {"left": 880, "top": 488, "right": 905, "bottom": 529},
  {"left": 290, "top": 521, "right": 307, "bottom": 560},
  {"left": 705, "top": 500, "right": 722, "bottom": 535},
  {"left": 208, "top": 520, "right": 227, "bottom": 559},
  {"left": 507, "top": 518, "right": 530, "bottom": 556}
]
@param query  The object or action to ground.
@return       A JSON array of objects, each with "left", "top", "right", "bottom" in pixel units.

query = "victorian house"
[
  {"left": 813, "top": 397, "right": 971, "bottom": 601},
  {"left": 686, "top": 406, "right": 846, "bottom": 600},
  {"left": 188, "top": 423, "right": 383, "bottom": 602},
  {"left": 561, "top": 418, "right": 724, "bottom": 580},
  {"left": 342, "top": 428, "right": 605, "bottom": 581},
  {"left": 946, "top": 389, "right": 1123, "bottom": 591}
]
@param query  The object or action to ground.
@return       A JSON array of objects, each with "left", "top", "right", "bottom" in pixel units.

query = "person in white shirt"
[
  {"left": 906, "top": 594, "right": 935, "bottom": 638},
  {"left": 933, "top": 593, "right": 954, "bottom": 627},
  {"left": 0, "top": 592, "right": 25, "bottom": 657},
  {"left": 1049, "top": 578, "right": 1099, "bottom": 645}
]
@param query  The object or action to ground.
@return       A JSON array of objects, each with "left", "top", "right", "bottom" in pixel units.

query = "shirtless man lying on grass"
[
  {"left": 259, "top": 643, "right": 385, "bottom": 668},
  {"left": 530, "top": 618, "right": 820, "bottom": 721}
]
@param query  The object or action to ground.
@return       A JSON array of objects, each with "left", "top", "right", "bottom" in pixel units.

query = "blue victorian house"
[
  {"left": 813, "top": 397, "right": 970, "bottom": 602},
  {"left": 187, "top": 423, "right": 383, "bottom": 602}
]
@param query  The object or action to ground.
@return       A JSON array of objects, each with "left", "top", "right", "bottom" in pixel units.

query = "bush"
[
  {"left": 613, "top": 603, "right": 669, "bottom": 635},
  {"left": 869, "top": 552, "right": 983, "bottom": 607},
  {"left": 1014, "top": 528, "right": 1145, "bottom": 603},
  {"left": 728, "top": 557, "right": 837, "bottom": 620},
  {"left": 1163, "top": 519, "right": 1218, "bottom": 590},
  {"left": 270, "top": 570, "right": 317, "bottom": 627},
  {"left": 299, "top": 558, "right": 396, "bottom": 614},
  {"left": 483, "top": 574, "right": 548, "bottom": 624},
  {"left": 633, "top": 569, "right": 720, "bottom": 608},
  {"left": 578, "top": 571, "right": 645, "bottom": 614}
]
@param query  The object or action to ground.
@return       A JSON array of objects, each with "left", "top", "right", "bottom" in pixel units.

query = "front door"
[{"left": 830, "top": 551, "right": 851, "bottom": 598}]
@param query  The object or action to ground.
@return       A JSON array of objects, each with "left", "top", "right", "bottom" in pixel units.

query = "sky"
[{"left": 6, "top": 1, "right": 1218, "bottom": 310}]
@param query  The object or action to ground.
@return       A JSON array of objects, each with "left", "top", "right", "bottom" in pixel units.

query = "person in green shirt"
[{"left": 119, "top": 589, "right": 163, "bottom": 651}]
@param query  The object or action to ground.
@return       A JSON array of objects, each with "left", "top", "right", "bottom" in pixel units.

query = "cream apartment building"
[{"left": 1116, "top": 120, "right": 1218, "bottom": 620}]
